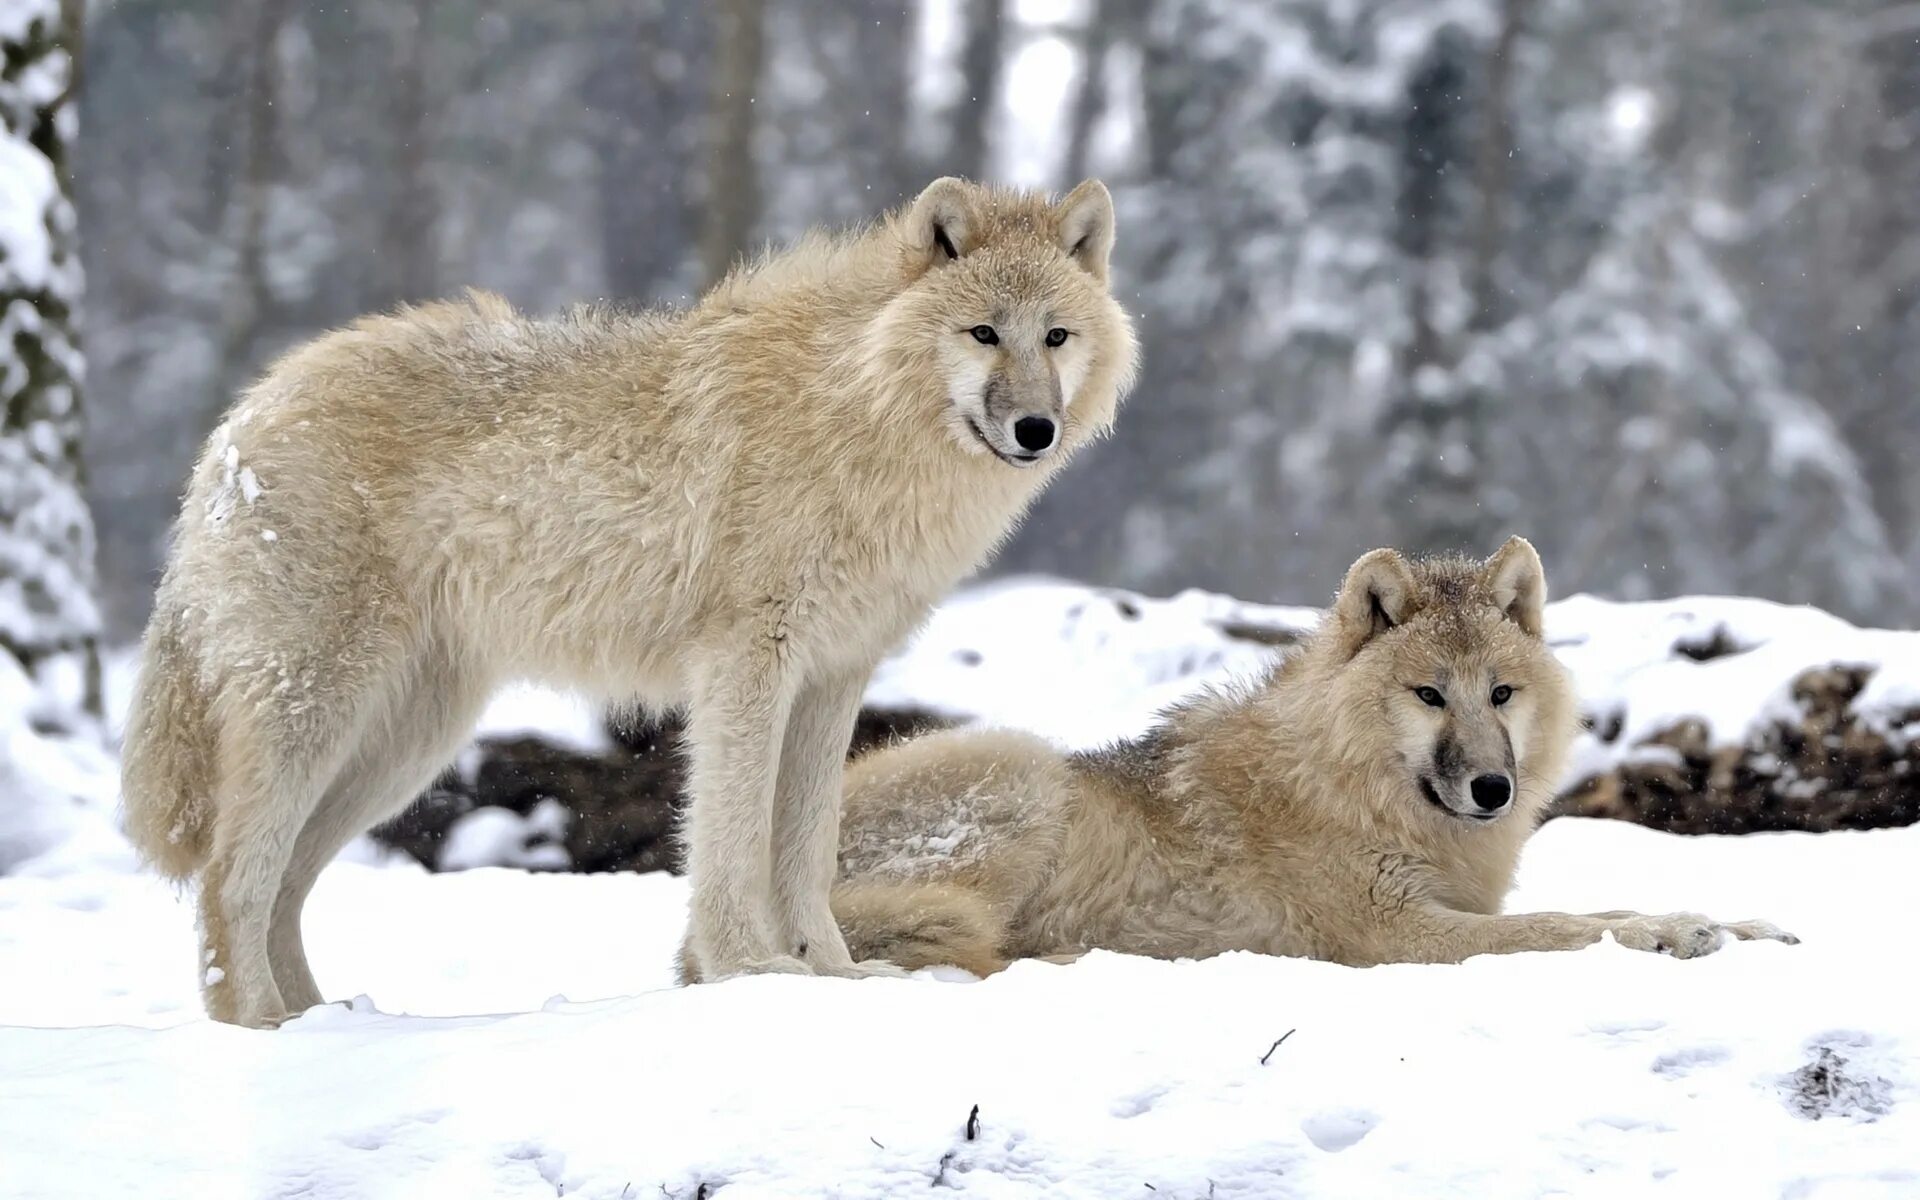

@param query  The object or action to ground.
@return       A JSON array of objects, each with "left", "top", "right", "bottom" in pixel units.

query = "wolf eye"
[
  {"left": 1413, "top": 686, "right": 1445, "bottom": 708},
  {"left": 1491, "top": 684, "right": 1513, "bottom": 706},
  {"left": 1045, "top": 327, "right": 1069, "bottom": 348},
  {"left": 969, "top": 325, "right": 999, "bottom": 345}
]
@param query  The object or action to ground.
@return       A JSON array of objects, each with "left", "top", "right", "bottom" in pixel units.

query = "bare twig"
[
  {"left": 870, "top": 1136, "right": 886, "bottom": 1150},
  {"left": 965, "top": 1104, "right": 981, "bottom": 1141},
  {"left": 1260, "top": 1029, "right": 1297, "bottom": 1065}
]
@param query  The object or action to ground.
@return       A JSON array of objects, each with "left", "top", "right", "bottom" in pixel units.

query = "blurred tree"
[
  {"left": 585, "top": 0, "right": 707, "bottom": 304},
  {"left": 756, "top": 0, "right": 920, "bottom": 240},
  {"left": 1062, "top": 0, "right": 1118, "bottom": 185},
  {"left": 1011, "top": 0, "right": 1905, "bottom": 623},
  {"left": 376, "top": 0, "right": 441, "bottom": 307},
  {"left": 207, "top": 0, "right": 289, "bottom": 434},
  {"left": 63, "top": 0, "right": 1920, "bottom": 632},
  {"left": 951, "top": 0, "right": 1005, "bottom": 180},
  {"left": 1826, "top": 3, "right": 1920, "bottom": 593},
  {"left": 0, "top": 0, "right": 99, "bottom": 706},
  {"left": 699, "top": 0, "right": 766, "bottom": 285}
]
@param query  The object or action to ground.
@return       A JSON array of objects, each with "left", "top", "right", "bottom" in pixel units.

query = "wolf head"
[
  {"left": 1314, "top": 537, "right": 1578, "bottom": 829},
  {"left": 868, "top": 177, "right": 1139, "bottom": 468}
]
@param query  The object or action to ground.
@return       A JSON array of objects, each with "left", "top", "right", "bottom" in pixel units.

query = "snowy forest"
[{"left": 60, "top": 0, "right": 1920, "bottom": 645}]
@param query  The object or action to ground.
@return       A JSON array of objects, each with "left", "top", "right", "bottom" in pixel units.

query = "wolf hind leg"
[
  {"left": 831, "top": 880, "right": 1010, "bottom": 977},
  {"left": 770, "top": 669, "right": 905, "bottom": 978},
  {"left": 267, "top": 659, "right": 491, "bottom": 1015},
  {"left": 199, "top": 667, "right": 383, "bottom": 1027}
]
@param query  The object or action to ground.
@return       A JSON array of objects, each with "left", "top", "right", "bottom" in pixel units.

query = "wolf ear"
[
  {"left": 1055, "top": 179, "right": 1116, "bottom": 280},
  {"left": 907, "top": 177, "right": 976, "bottom": 266},
  {"left": 1332, "top": 548, "right": 1418, "bottom": 657},
  {"left": 1482, "top": 535, "right": 1547, "bottom": 636}
]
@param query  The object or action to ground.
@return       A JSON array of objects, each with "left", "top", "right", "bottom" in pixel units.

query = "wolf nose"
[
  {"left": 1012, "top": 416, "right": 1056, "bottom": 453},
  {"left": 1470, "top": 774, "right": 1513, "bottom": 811}
]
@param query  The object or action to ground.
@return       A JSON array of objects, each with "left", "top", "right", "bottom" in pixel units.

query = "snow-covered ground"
[
  {"left": 2, "top": 580, "right": 1917, "bottom": 1197},
  {"left": 2, "top": 824, "right": 1915, "bottom": 1197}
]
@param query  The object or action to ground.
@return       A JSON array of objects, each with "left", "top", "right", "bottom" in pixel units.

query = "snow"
[
  {"left": 1547, "top": 593, "right": 1920, "bottom": 774},
  {"left": 0, "top": 0, "right": 53, "bottom": 45},
  {"left": 0, "top": 438, "right": 102, "bottom": 656},
  {"left": 1, "top": 821, "right": 1916, "bottom": 1197},
  {"left": 870, "top": 578, "right": 1920, "bottom": 783},
  {"left": 469, "top": 682, "right": 613, "bottom": 755},
  {"left": 0, "top": 650, "right": 120, "bottom": 874},
  {"left": 867, "top": 575, "right": 1318, "bottom": 750},
  {"left": 0, "top": 135, "right": 56, "bottom": 291},
  {"left": 3, "top": 580, "right": 1917, "bottom": 1195},
  {"left": 437, "top": 796, "right": 570, "bottom": 872}
]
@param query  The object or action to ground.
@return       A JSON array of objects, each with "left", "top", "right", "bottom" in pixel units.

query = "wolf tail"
[
  {"left": 120, "top": 609, "right": 218, "bottom": 880},
  {"left": 832, "top": 879, "right": 1009, "bottom": 977}
]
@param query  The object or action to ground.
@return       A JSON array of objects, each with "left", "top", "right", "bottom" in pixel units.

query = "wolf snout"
[
  {"left": 1012, "top": 415, "right": 1057, "bottom": 453},
  {"left": 1469, "top": 773, "right": 1513, "bottom": 812}
]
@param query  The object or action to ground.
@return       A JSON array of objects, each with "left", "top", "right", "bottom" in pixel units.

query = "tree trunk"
[
  {"left": 1470, "top": 0, "right": 1528, "bottom": 330},
  {"left": 699, "top": 0, "right": 766, "bottom": 288},
  {"left": 843, "top": 0, "right": 915, "bottom": 208},
  {"left": 0, "top": 0, "right": 100, "bottom": 709},
  {"left": 588, "top": 0, "right": 707, "bottom": 303},
  {"left": 1382, "top": 36, "right": 1488, "bottom": 556},
  {"left": 379, "top": 0, "right": 440, "bottom": 307},
  {"left": 1061, "top": 0, "right": 1112, "bottom": 185},
  {"left": 208, "top": 0, "right": 290, "bottom": 431},
  {"left": 951, "top": 0, "right": 1005, "bottom": 180}
]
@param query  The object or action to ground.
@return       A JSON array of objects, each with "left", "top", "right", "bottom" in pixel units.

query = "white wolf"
[
  {"left": 121, "top": 178, "right": 1139, "bottom": 1026},
  {"left": 696, "top": 539, "right": 1797, "bottom": 979}
]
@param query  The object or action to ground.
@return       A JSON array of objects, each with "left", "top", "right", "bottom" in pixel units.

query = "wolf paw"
[
  {"left": 1720, "top": 918, "right": 1799, "bottom": 946},
  {"left": 1611, "top": 914, "right": 1724, "bottom": 959},
  {"left": 1612, "top": 914, "right": 1798, "bottom": 959}
]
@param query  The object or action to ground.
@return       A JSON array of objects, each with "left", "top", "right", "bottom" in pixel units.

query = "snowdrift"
[{"left": 1, "top": 582, "right": 1917, "bottom": 1196}]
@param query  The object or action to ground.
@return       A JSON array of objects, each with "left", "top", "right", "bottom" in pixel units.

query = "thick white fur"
[
  {"left": 121, "top": 178, "right": 1138, "bottom": 1026},
  {"left": 793, "top": 540, "right": 1797, "bottom": 979}
]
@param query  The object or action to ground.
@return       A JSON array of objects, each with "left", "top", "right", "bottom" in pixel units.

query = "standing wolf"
[
  {"left": 747, "top": 538, "right": 1793, "bottom": 979},
  {"left": 121, "top": 177, "right": 1138, "bottom": 1026}
]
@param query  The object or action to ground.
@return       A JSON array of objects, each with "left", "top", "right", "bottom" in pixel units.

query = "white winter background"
[{"left": 4, "top": 579, "right": 1919, "bottom": 1198}]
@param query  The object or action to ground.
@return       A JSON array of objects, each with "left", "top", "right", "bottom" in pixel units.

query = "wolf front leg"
[
  {"left": 771, "top": 669, "right": 907, "bottom": 978},
  {"left": 1573, "top": 911, "right": 1798, "bottom": 947},
  {"left": 1395, "top": 907, "right": 1796, "bottom": 963},
  {"left": 682, "top": 644, "right": 813, "bottom": 980}
]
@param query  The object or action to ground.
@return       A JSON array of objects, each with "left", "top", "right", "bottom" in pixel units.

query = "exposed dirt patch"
[
  {"left": 373, "top": 705, "right": 954, "bottom": 873},
  {"left": 1553, "top": 665, "right": 1919, "bottom": 835},
  {"left": 1781, "top": 1043, "right": 1894, "bottom": 1122}
]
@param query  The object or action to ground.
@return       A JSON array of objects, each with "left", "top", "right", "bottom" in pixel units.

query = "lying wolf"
[{"left": 703, "top": 538, "right": 1795, "bottom": 979}]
